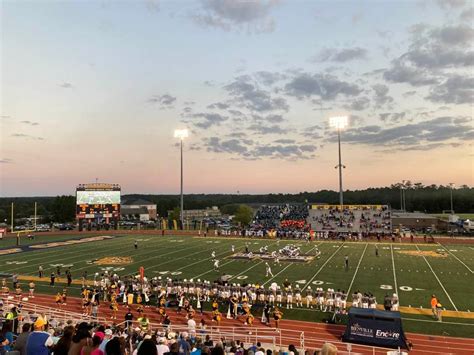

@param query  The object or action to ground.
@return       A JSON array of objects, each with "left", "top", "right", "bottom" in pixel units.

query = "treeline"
[{"left": 0, "top": 184, "right": 472, "bottom": 223}]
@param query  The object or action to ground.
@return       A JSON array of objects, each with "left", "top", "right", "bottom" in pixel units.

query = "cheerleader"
[
  {"left": 187, "top": 305, "right": 195, "bottom": 320},
  {"left": 62, "top": 289, "right": 68, "bottom": 305},
  {"left": 212, "top": 309, "right": 222, "bottom": 325},
  {"left": 29, "top": 281, "right": 35, "bottom": 298},
  {"left": 212, "top": 299, "right": 219, "bottom": 312},
  {"left": 273, "top": 306, "right": 283, "bottom": 328},
  {"left": 245, "top": 309, "right": 254, "bottom": 326},
  {"left": 158, "top": 305, "right": 167, "bottom": 322},
  {"left": 15, "top": 283, "right": 22, "bottom": 300},
  {"left": 55, "top": 292, "right": 63, "bottom": 308},
  {"left": 110, "top": 297, "right": 118, "bottom": 320}
]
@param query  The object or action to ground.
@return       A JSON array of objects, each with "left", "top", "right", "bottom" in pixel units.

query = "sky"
[{"left": 1, "top": 0, "right": 473, "bottom": 197}]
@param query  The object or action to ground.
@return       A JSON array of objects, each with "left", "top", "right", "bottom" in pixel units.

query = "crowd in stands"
[
  {"left": 251, "top": 205, "right": 309, "bottom": 230},
  {"left": 0, "top": 309, "right": 340, "bottom": 355},
  {"left": 309, "top": 206, "right": 391, "bottom": 234}
]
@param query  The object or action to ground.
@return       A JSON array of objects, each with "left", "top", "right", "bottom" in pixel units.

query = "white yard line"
[
  {"left": 262, "top": 264, "right": 293, "bottom": 286},
  {"left": 390, "top": 244, "right": 399, "bottom": 301},
  {"left": 228, "top": 260, "right": 264, "bottom": 281},
  {"left": 347, "top": 243, "right": 368, "bottom": 295},
  {"left": 301, "top": 243, "right": 345, "bottom": 291},
  {"left": 437, "top": 243, "right": 473, "bottom": 274},
  {"left": 415, "top": 245, "right": 458, "bottom": 311},
  {"left": 191, "top": 259, "right": 236, "bottom": 279}
]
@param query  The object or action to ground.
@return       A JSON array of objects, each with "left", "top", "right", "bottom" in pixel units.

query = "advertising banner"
[{"left": 342, "top": 308, "right": 409, "bottom": 349}]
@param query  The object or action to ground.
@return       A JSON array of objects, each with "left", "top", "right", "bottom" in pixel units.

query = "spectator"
[
  {"left": 320, "top": 343, "right": 337, "bottom": 355},
  {"left": 80, "top": 335, "right": 103, "bottom": 355},
  {"left": 98, "top": 329, "right": 113, "bottom": 353},
  {"left": 0, "top": 321, "right": 14, "bottom": 353},
  {"left": 157, "top": 337, "right": 170, "bottom": 355},
  {"left": 26, "top": 317, "right": 54, "bottom": 355},
  {"left": 68, "top": 322, "right": 92, "bottom": 355},
  {"left": 14, "top": 323, "right": 32, "bottom": 355},
  {"left": 53, "top": 325, "right": 74, "bottom": 355},
  {"left": 105, "top": 337, "right": 124, "bottom": 355},
  {"left": 135, "top": 339, "right": 158, "bottom": 355}
]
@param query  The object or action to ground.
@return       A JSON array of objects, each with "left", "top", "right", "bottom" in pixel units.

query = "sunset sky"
[{"left": 1, "top": 0, "right": 473, "bottom": 196}]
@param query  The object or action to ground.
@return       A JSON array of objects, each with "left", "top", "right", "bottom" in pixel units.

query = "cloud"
[
  {"left": 191, "top": 112, "right": 228, "bottom": 129},
  {"left": 0, "top": 158, "right": 13, "bottom": 164},
  {"left": 435, "top": 0, "right": 467, "bottom": 9},
  {"left": 372, "top": 84, "right": 394, "bottom": 107},
  {"left": 402, "top": 90, "right": 417, "bottom": 97},
  {"left": 316, "top": 47, "right": 368, "bottom": 62},
  {"left": 384, "top": 24, "right": 474, "bottom": 87},
  {"left": 344, "top": 96, "right": 370, "bottom": 111},
  {"left": 248, "top": 123, "right": 286, "bottom": 135},
  {"left": 379, "top": 112, "right": 406, "bottom": 124},
  {"left": 426, "top": 75, "right": 474, "bottom": 104},
  {"left": 20, "top": 120, "right": 39, "bottom": 126},
  {"left": 274, "top": 138, "right": 296, "bottom": 144},
  {"left": 11, "top": 133, "right": 44, "bottom": 140},
  {"left": 328, "top": 116, "right": 473, "bottom": 147},
  {"left": 207, "top": 102, "right": 230, "bottom": 110},
  {"left": 148, "top": 94, "right": 177, "bottom": 108},
  {"left": 192, "top": 0, "right": 279, "bottom": 33},
  {"left": 460, "top": 7, "right": 474, "bottom": 21},
  {"left": 60, "top": 82, "right": 73, "bottom": 88},
  {"left": 254, "top": 71, "right": 286, "bottom": 86},
  {"left": 383, "top": 59, "right": 439, "bottom": 86},
  {"left": 202, "top": 135, "right": 317, "bottom": 160},
  {"left": 285, "top": 72, "right": 362, "bottom": 100},
  {"left": 205, "top": 136, "right": 249, "bottom": 154},
  {"left": 145, "top": 0, "right": 160, "bottom": 12},
  {"left": 225, "top": 75, "right": 289, "bottom": 112}
]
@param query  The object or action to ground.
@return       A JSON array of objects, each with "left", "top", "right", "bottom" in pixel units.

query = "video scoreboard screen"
[{"left": 76, "top": 183, "right": 121, "bottom": 219}]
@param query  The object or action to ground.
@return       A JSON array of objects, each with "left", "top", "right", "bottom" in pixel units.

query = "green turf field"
[{"left": 1, "top": 234, "right": 473, "bottom": 337}]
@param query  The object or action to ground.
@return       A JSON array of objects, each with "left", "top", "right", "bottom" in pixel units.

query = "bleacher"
[{"left": 308, "top": 205, "right": 392, "bottom": 234}]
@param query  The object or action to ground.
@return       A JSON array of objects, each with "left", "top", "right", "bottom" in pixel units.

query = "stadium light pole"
[
  {"left": 174, "top": 129, "right": 189, "bottom": 229},
  {"left": 401, "top": 180, "right": 407, "bottom": 212},
  {"left": 449, "top": 183, "right": 455, "bottom": 214},
  {"left": 329, "top": 116, "right": 349, "bottom": 209}
]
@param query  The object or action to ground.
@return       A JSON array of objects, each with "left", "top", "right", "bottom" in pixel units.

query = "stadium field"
[{"left": 1, "top": 234, "right": 474, "bottom": 337}]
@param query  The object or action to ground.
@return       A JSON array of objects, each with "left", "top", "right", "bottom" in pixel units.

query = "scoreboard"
[{"left": 76, "top": 183, "right": 121, "bottom": 230}]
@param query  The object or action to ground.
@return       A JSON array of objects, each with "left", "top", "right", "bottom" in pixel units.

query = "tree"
[
  {"left": 169, "top": 207, "right": 180, "bottom": 221},
  {"left": 51, "top": 196, "right": 75, "bottom": 222},
  {"left": 233, "top": 205, "right": 254, "bottom": 226}
]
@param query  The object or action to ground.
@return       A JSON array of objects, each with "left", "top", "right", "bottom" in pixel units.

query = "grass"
[{"left": 1, "top": 233, "right": 473, "bottom": 337}]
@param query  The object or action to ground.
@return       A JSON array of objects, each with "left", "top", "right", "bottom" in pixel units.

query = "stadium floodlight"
[
  {"left": 329, "top": 115, "right": 349, "bottom": 208},
  {"left": 174, "top": 129, "right": 189, "bottom": 140},
  {"left": 174, "top": 129, "right": 189, "bottom": 229},
  {"left": 329, "top": 115, "right": 349, "bottom": 130},
  {"left": 449, "top": 183, "right": 455, "bottom": 214}
]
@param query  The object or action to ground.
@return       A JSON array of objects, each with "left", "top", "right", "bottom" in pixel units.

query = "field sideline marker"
[
  {"left": 391, "top": 244, "right": 399, "bottom": 301},
  {"left": 301, "top": 243, "right": 345, "bottom": 291},
  {"left": 415, "top": 245, "right": 458, "bottom": 311},
  {"left": 347, "top": 243, "right": 368, "bottom": 295},
  {"left": 437, "top": 243, "right": 473, "bottom": 274}
]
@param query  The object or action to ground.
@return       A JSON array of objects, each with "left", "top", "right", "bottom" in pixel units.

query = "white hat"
[
  {"left": 308, "top": 286, "right": 311, "bottom": 290},
  {"left": 190, "top": 279, "right": 194, "bottom": 282},
  {"left": 197, "top": 279, "right": 201, "bottom": 282},
  {"left": 184, "top": 279, "right": 187, "bottom": 282}
]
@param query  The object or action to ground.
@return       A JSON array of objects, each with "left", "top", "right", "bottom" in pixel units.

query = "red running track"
[{"left": 15, "top": 293, "right": 474, "bottom": 355}]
